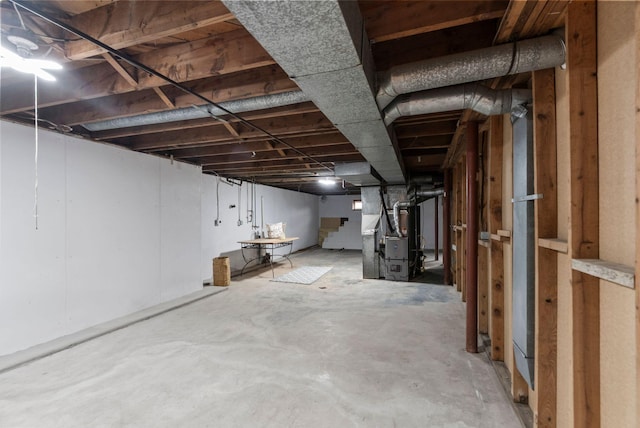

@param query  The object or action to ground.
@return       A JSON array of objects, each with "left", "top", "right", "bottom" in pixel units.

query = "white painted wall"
[
  {"left": 419, "top": 197, "right": 443, "bottom": 250},
  {"left": 0, "top": 121, "right": 202, "bottom": 356},
  {"left": 201, "top": 176, "right": 319, "bottom": 280}
]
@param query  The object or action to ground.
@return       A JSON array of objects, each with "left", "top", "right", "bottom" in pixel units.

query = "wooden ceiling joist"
[
  {"left": 195, "top": 146, "right": 359, "bottom": 166},
  {"left": 126, "top": 112, "right": 334, "bottom": 151},
  {"left": 362, "top": 0, "right": 508, "bottom": 43},
  {"left": 64, "top": 1, "right": 234, "bottom": 59},
  {"left": 1, "top": 30, "right": 274, "bottom": 114}
]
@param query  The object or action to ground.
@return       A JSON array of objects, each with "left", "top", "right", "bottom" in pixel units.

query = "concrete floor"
[{"left": 0, "top": 248, "right": 521, "bottom": 427}]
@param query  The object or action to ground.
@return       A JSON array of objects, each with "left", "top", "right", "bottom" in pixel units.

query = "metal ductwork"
[
  {"left": 376, "top": 33, "right": 565, "bottom": 109},
  {"left": 223, "top": 0, "right": 405, "bottom": 184},
  {"left": 383, "top": 84, "right": 532, "bottom": 125},
  {"left": 393, "top": 188, "right": 444, "bottom": 237},
  {"left": 334, "top": 162, "right": 382, "bottom": 187},
  {"left": 82, "top": 90, "right": 309, "bottom": 131}
]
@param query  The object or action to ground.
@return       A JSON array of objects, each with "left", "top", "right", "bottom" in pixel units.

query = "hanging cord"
[{"left": 33, "top": 74, "right": 39, "bottom": 230}]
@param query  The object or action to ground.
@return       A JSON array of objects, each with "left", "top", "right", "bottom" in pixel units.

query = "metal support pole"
[
  {"left": 466, "top": 122, "right": 479, "bottom": 353},
  {"left": 434, "top": 196, "right": 439, "bottom": 261},
  {"left": 443, "top": 169, "right": 452, "bottom": 285}
]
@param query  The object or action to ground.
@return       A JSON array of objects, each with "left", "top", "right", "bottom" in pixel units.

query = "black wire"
[{"left": 9, "top": 0, "right": 333, "bottom": 173}]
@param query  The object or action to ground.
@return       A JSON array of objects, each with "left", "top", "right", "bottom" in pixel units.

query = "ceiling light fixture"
[
  {"left": 318, "top": 178, "right": 336, "bottom": 186},
  {"left": 0, "top": 35, "right": 61, "bottom": 81}
]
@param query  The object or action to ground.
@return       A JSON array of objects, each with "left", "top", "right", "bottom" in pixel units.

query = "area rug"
[{"left": 271, "top": 266, "right": 332, "bottom": 285}]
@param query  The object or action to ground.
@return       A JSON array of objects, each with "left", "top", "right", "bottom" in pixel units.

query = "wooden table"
[{"left": 238, "top": 237, "right": 299, "bottom": 277}]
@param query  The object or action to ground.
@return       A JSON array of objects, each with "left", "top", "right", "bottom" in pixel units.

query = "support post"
[
  {"left": 443, "top": 169, "right": 452, "bottom": 284},
  {"left": 466, "top": 121, "right": 479, "bottom": 353},
  {"left": 488, "top": 115, "right": 504, "bottom": 361},
  {"left": 533, "top": 67, "right": 558, "bottom": 427},
  {"left": 434, "top": 196, "right": 439, "bottom": 261},
  {"left": 566, "top": 2, "right": 600, "bottom": 426}
]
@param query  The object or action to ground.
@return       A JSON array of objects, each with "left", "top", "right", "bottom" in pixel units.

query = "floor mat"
[{"left": 271, "top": 266, "right": 332, "bottom": 285}]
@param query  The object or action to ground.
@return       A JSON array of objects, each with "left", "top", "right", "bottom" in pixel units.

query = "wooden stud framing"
[
  {"left": 478, "top": 129, "right": 489, "bottom": 335},
  {"left": 512, "top": 355, "right": 530, "bottom": 404},
  {"left": 478, "top": 245, "right": 489, "bottom": 334},
  {"left": 488, "top": 115, "right": 504, "bottom": 362},
  {"left": 466, "top": 121, "right": 479, "bottom": 353},
  {"left": 635, "top": 2, "right": 640, "bottom": 424},
  {"left": 533, "top": 68, "right": 559, "bottom": 428},
  {"left": 566, "top": 3, "right": 600, "bottom": 427}
]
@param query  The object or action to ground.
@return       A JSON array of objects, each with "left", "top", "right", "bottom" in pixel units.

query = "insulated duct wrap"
[
  {"left": 376, "top": 34, "right": 565, "bottom": 109},
  {"left": 383, "top": 84, "right": 531, "bottom": 125},
  {"left": 83, "top": 91, "right": 309, "bottom": 131}
]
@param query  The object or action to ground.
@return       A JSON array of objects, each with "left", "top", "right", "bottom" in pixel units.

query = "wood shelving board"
[
  {"left": 491, "top": 229, "right": 511, "bottom": 243},
  {"left": 478, "top": 239, "right": 490, "bottom": 248},
  {"left": 571, "top": 259, "right": 635, "bottom": 289},
  {"left": 538, "top": 238, "right": 568, "bottom": 254}
]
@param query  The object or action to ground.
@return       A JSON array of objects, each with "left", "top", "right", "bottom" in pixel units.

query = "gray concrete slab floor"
[{"left": 0, "top": 248, "right": 521, "bottom": 428}]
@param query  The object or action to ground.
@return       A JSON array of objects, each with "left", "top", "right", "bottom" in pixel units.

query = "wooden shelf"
[
  {"left": 538, "top": 238, "right": 568, "bottom": 254},
  {"left": 571, "top": 259, "right": 635, "bottom": 289},
  {"left": 478, "top": 239, "right": 490, "bottom": 248},
  {"left": 491, "top": 229, "right": 511, "bottom": 243},
  {"left": 453, "top": 225, "right": 463, "bottom": 232}
]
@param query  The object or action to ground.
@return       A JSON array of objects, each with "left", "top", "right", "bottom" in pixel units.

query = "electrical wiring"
[{"left": 8, "top": 0, "right": 334, "bottom": 174}]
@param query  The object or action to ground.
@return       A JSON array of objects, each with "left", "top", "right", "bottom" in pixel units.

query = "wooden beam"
[
  {"left": 162, "top": 133, "right": 348, "bottom": 158},
  {"left": 532, "top": 68, "right": 558, "bottom": 428},
  {"left": 1, "top": 30, "right": 274, "bottom": 114},
  {"left": 65, "top": 1, "right": 234, "bottom": 60},
  {"left": 126, "top": 112, "right": 334, "bottom": 151},
  {"left": 372, "top": 20, "right": 498, "bottom": 71},
  {"left": 479, "top": 245, "right": 489, "bottom": 334},
  {"left": 494, "top": 0, "right": 569, "bottom": 44},
  {"left": 636, "top": 2, "right": 640, "bottom": 425},
  {"left": 197, "top": 146, "right": 359, "bottom": 165},
  {"left": 395, "top": 121, "right": 458, "bottom": 138},
  {"left": 538, "top": 238, "right": 568, "bottom": 254},
  {"left": 152, "top": 88, "right": 175, "bottom": 109},
  {"left": 566, "top": 3, "right": 600, "bottom": 427},
  {"left": 45, "top": 1, "right": 117, "bottom": 15},
  {"left": 488, "top": 115, "right": 504, "bottom": 362},
  {"left": 466, "top": 121, "right": 479, "bottom": 353},
  {"left": 362, "top": 0, "right": 507, "bottom": 43},
  {"left": 101, "top": 53, "right": 138, "bottom": 87}
]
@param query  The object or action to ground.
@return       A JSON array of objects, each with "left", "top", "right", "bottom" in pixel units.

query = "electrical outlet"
[{"left": 237, "top": 220, "right": 243, "bottom": 226}]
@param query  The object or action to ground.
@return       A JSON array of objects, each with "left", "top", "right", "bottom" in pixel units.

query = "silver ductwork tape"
[
  {"left": 383, "top": 84, "right": 531, "bottom": 125},
  {"left": 376, "top": 34, "right": 565, "bottom": 109}
]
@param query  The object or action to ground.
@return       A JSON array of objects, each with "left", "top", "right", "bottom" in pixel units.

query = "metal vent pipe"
[
  {"left": 82, "top": 90, "right": 309, "bottom": 131},
  {"left": 376, "top": 33, "right": 565, "bottom": 109},
  {"left": 383, "top": 84, "right": 531, "bottom": 125},
  {"left": 393, "top": 188, "right": 444, "bottom": 237}
]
